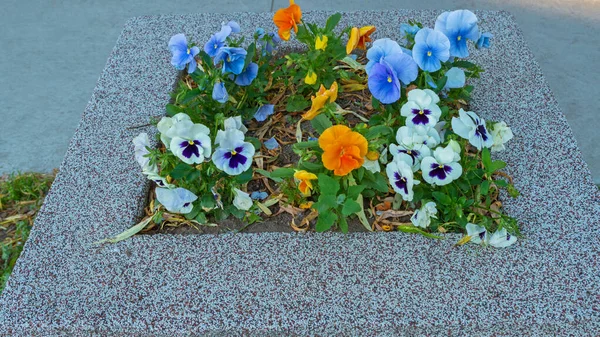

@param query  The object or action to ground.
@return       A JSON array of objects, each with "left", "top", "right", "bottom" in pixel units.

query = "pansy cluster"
[{"left": 124, "top": 1, "right": 520, "bottom": 249}]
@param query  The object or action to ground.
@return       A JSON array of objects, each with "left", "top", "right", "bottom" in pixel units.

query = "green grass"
[{"left": 0, "top": 171, "right": 55, "bottom": 294}]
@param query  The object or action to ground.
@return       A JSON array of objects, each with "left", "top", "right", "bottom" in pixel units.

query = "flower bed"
[{"left": 115, "top": 2, "right": 520, "bottom": 246}]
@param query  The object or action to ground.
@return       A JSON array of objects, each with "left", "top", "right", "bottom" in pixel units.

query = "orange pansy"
[
  {"left": 294, "top": 170, "right": 318, "bottom": 195},
  {"left": 319, "top": 125, "right": 368, "bottom": 176},
  {"left": 302, "top": 82, "right": 338, "bottom": 120},
  {"left": 346, "top": 26, "right": 376, "bottom": 54},
  {"left": 273, "top": 0, "right": 302, "bottom": 41}
]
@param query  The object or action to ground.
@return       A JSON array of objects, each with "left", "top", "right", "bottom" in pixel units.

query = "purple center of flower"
[
  {"left": 393, "top": 172, "right": 409, "bottom": 195},
  {"left": 429, "top": 163, "right": 452, "bottom": 180},
  {"left": 476, "top": 124, "right": 489, "bottom": 141},
  {"left": 398, "top": 149, "right": 420, "bottom": 165},
  {"left": 180, "top": 140, "right": 202, "bottom": 158},
  {"left": 154, "top": 179, "right": 166, "bottom": 187},
  {"left": 223, "top": 146, "right": 247, "bottom": 169},
  {"left": 411, "top": 108, "right": 431, "bottom": 125},
  {"left": 478, "top": 231, "right": 486, "bottom": 240},
  {"left": 183, "top": 202, "right": 191, "bottom": 208}
]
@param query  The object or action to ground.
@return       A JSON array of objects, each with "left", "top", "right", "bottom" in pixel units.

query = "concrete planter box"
[{"left": 1, "top": 10, "right": 598, "bottom": 336}]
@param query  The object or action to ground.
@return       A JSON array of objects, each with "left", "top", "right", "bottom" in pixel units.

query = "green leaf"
[
  {"left": 494, "top": 179, "right": 508, "bottom": 187},
  {"left": 365, "top": 125, "right": 393, "bottom": 140},
  {"left": 165, "top": 104, "right": 182, "bottom": 117},
  {"left": 325, "top": 13, "right": 342, "bottom": 32},
  {"left": 294, "top": 140, "right": 319, "bottom": 150},
  {"left": 342, "top": 199, "right": 361, "bottom": 216},
  {"left": 396, "top": 225, "right": 444, "bottom": 239},
  {"left": 245, "top": 136, "right": 262, "bottom": 151},
  {"left": 315, "top": 194, "right": 337, "bottom": 213},
  {"left": 481, "top": 180, "right": 490, "bottom": 196},
  {"left": 435, "top": 75, "right": 448, "bottom": 91},
  {"left": 244, "top": 42, "right": 256, "bottom": 68},
  {"left": 270, "top": 167, "right": 295, "bottom": 178},
  {"left": 481, "top": 148, "right": 492, "bottom": 169},
  {"left": 490, "top": 160, "right": 507, "bottom": 173},
  {"left": 286, "top": 95, "right": 311, "bottom": 112},
  {"left": 453, "top": 60, "right": 477, "bottom": 69},
  {"left": 300, "top": 161, "right": 324, "bottom": 171},
  {"left": 363, "top": 171, "right": 389, "bottom": 193},
  {"left": 255, "top": 169, "right": 283, "bottom": 182},
  {"left": 507, "top": 184, "right": 520, "bottom": 198},
  {"left": 184, "top": 202, "right": 201, "bottom": 220},
  {"left": 338, "top": 216, "right": 349, "bottom": 233},
  {"left": 315, "top": 212, "right": 337, "bottom": 232},
  {"left": 310, "top": 114, "right": 332, "bottom": 134},
  {"left": 170, "top": 163, "right": 195, "bottom": 180},
  {"left": 347, "top": 185, "right": 365, "bottom": 200},
  {"left": 432, "top": 191, "right": 452, "bottom": 205},
  {"left": 318, "top": 174, "right": 340, "bottom": 196},
  {"left": 235, "top": 167, "right": 253, "bottom": 184},
  {"left": 200, "top": 193, "right": 215, "bottom": 210}
]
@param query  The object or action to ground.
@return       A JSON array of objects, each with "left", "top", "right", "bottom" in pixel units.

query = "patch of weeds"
[{"left": 0, "top": 171, "right": 55, "bottom": 294}]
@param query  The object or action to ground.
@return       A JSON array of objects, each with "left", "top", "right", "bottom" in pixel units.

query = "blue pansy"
[
  {"left": 476, "top": 32, "right": 493, "bottom": 49},
  {"left": 250, "top": 191, "right": 268, "bottom": 200},
  {"left": 400, "top": 23, "right": 420, "bottom": 40},
  {"left": 366, "top": 39, "right": 418, "bottom": 86},
  {"left": 254, "top": 104, "right": 275, "bottom": 122},
  {"left": 434, "top": 10, "right": 480, "bottom": 58},
  {"left": 226, "top": 20, "right": 241, "bottom": 33},
  {"left": 235, "top": 62, "right": 259, "bottom": 86},
  {"left": 308, "top": 137, "right": 317, "bottom": 141},
  {"left": 365, "top": 38, "right": 403, "bottom": 74},
  {"left": 368, "top": 62, "right": 401, "bottom": 104},
  {"left": 203, "top": 25, "right": 232, "bottom": 58},
  {"left": 444, "top": 67, "right": 465, "bottom": 89},
  {"left": 412, "top": 28, "right": 450, "bottom": 72},
  {"left": 214, "top": 47, "right": 247, "bottom": 75},
  {"left": 256, "top": 29, "right": 281, "bottom": 55},
  {"left": 212, "top": 82, "right": 228, "bottom": 103},
  {"left": 263, "top": 137, "right": 279, "bottom": 150},
  {"left": 168, "top": 34, "right": 200, "bottom": 74}
]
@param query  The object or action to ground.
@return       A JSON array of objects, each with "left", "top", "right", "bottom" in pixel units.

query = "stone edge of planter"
[{"left": 0, "top": 10, "right": 598, "bottom": 336}]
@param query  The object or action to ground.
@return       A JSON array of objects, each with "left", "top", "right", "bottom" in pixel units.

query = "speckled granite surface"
[{"left": 0, "top": 10, "right": 598, "bottom": 336}]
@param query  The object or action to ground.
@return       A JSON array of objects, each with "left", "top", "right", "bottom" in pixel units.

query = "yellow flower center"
[
  {"left": 231, "top": 150, "right": 237, "bottom": 155},
  {"left": 427, "top": 51, "right": 432, "bottom": 56},
  {"left": 418, "top": 110, "right": 424, "bottom": 115},
  {"left": 438, "top": 164, "right": 444, "bottom": 168},
  {"left": 188, "top": 140, "right": 195, "bottom": 145},
  {"left": 387, "top": 76, "right": 392, "bottom": 83},
  {"left": 406, "top": 150, "right": 412, "bottom": 154},
  {"left": 213, "top": 43, "right": 218, "bottom": 49},
  {"left": 457, "top": 35, "right": 462, "bottom": 41},
  {"left": 227, "top": 56, "right": 231, "bottom": 62}
]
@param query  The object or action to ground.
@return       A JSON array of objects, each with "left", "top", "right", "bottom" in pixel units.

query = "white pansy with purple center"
[
  {"left": 133, "top": 132, "right": 155, "bottom": 172},
  {"left": 451, "top": 108, "right": 494, "bottom": 150},
  {"left": 400, "top": 89, "right": 442, "bottom": 128},
  {"left": 215, "top": 116, "right": 247, "bottom": 145},
  {"left": 212, "top": 129, "right": 255, "bottom": 175},
  {"left": 389, "top": 126, "right": 431, "bottom": 172},
  {"left": 144, "top": 171, "right": 174, "bottom": 189},
  {"left": 386, "top": 160, "right": 418, "bottom": 201},
  {"left": 489, "top": 228, "right": 517, "bottom": 247},
  {"left": 233, "top": 188, "right": 253, "bottom": 210},
  {"left": 411, "top": 201, "right": 438, "bottom": 228},
  {"left": 169, "top": 121, "right": 212, "bottom": 165},
  {"left": 420, "top": 145, "right": 463, "bottom": 186},
  {"left": 490, "top": 121, "right": 514, "bottom": 152},
  {"left": 157, "top": 113, "right": 192, "bottom": 147},
  {"left": 155, "top": 187, "right": 197, "bottom": 214},
  {"left": 466, "top": 223, "right": 488, "bottom": 245}
]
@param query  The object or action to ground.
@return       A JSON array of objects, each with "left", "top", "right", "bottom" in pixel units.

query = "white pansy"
[
  {"left": 362, "top": 158, "right": 380, "bottom": 173},
  {"left": 233, "top": 188, "right": 253, "bottom": 211},
  {"left": 212, "top": 129, "right": 255, "bottom": 175},
  {"left": 420, "top": 145, "right": 463, "bottom": 186},
  {"left": 466, "top": 223, "right": 488, "bottom": 245},
  {"left": 215, "top": 116, "right": 248, "bottom": 145},
  {"left": 489, "top": 228, "right": 517, "bottom": 247},
  {"left": 169, "top": 121, "right": 212, "bottom": 164},
  {"left": 144, "top": 170, "right": 174, "bottom": 189},
  {"left": 133, "top": 132, "right": 155, "bottom": 171},
  {"left": 386, "top": 160, "right": 419, "bottom": 201},
  {"left": 411, "top": 201, "right": 438, "bottom": 228},
  {"left": 400, "top": 89, "right": 442, "bottom": 128},
  {"left": 451, "top": 109, "right": 493, "bottom": 150},
  {"left": 155, "top": 187, "right": 197, "bottom": 214},
  {"left": 490, "top": 121, "right": 514, "bottom": 152},
  {"left": 389, "top": 126, "right": 431, "bottom": 172},
  {"left": 157, "top": 113, "right": 192, "bottom": 147},
  {"left": 416, "top": 125, "right": 441, "bottom": 149}
]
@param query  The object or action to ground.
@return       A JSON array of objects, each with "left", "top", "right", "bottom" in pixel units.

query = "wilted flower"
[
  {"left": 251, "top": 191, "right": 269, "bottom": 200},
  {"left": 155, "top": 187, "right": 197, "bottom": 214},
  {"left": 157, "top": 113, "right": 191, "bottom": 147},
  {"left": 411, "top": 201, "right": 438, "bottom": 228},
  {"left": 302, "top": 82, "right": 338, "bottom": 120},
  {"left": 466, "top": 223, "right": 488, "bottom": 245},
  {"left": 434, "top": 10, "right": 480, "bottom": 58},
  {"left": 319, "top": 125, "right": 368, "bottom": 176},
  {"left": 476, "top": 32, "right": 493, "bottom": 49},
  {"left": 234, "top": 62, "right": 259, "bottom": 86},
  {"left": 233, "top": 188, "right": 253, "bottom": 210},
  {"left": 254, "top": 104, "right": 275, "bottom": 122},
  {"left": 489, "top": 228, "right": 518, "bottom": 247},
  {"left": 263, "top": 137, "right": 279, "bottom": 150},
  {"left": 346, "top": 26, "right": 376, "bottom": 54},
  {"left": 169, "top": 121, "right": 212, "bottom": 164},
  {"left": 451, "top": 108, "right": 493, "bottom": 150},
  {"left": 490, "top": 121, "right": 513, "bottom": 152},
  {"left": 145, "top": 171, "right": 174, "bottom": 189},
  {"left": 389, "top": 126, "right": 431, "bottom": 172},
  {"left": 420, "top": 145, "right": 463, "bottom": 186},
  {"left": 315, "top": 35, "right": 328, "bottom": 50},
  {"left": 400, "top": 89, "right": 442, "bottom": 128},
  {"left": 225, "top": 20, "right": 240, "bottom": 33},
  {"left": 273, "top": 0, "right": 302, "bottom": 41},
  {"left": 168, "top": 34, "right": 200, "bottom": 74},
  {"left": 386, "top": 160, "right": 418, "bottom": 201},
  {"left": 444, "top": 67, "right": 466, "bottom": 89},
  {"left": 212, "top": 81, "right": 229, "bottom": 103},
  {"left": 412, "top": 28, "right": 450, "bottom": 72},
  {"left": 203, "top": 25, "right": 232, "bottom": 57},
  {"left": 133, "top": 133, "right": 155, "bottom": 172},
  {"left": 294, "top": 170, "right": 318, "bottom": 195},
  {"left": 363, "top": 151, "right": 381, "bottom": 173},
  {"left": 212, "top": 129, "right": 255, "bottom": 175},
  {"left": 215, "top": 116, "right": 247, "bottom": 145},
  {"left": 214, "top": 47, "right": 247, "bottom": 75}
]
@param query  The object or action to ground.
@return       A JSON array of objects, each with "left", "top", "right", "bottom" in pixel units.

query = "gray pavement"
[{"left": 1, "top": 0, "right": 599, "bottom": 182}]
